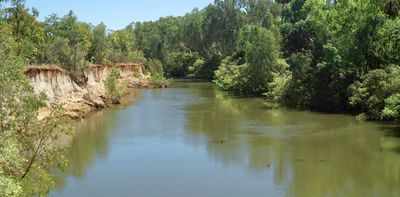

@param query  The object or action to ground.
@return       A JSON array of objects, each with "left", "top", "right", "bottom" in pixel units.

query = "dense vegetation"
[
  {"left": 0, "top": 20, "right": 71, "bottom": 196},
  {"left": 131, "top": 0, "right": 400, "bottom": 121},
  {"left": 1, "top": 0, "right": 399, "bottom": 117},
  {"left": 1, "top": 0, "right": 400, "bottom": 195},
  {"left": 1, "top": 0, "right": 146, "bottom": 74}
]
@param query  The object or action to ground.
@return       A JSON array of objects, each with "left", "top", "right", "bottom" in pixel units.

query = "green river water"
[{"left": 50, "top": 80, "right": 400, "bottom": 197}]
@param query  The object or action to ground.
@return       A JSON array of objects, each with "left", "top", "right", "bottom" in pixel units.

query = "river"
[{"left": 50, "top": 80, "right": 400, "bottom": 197}]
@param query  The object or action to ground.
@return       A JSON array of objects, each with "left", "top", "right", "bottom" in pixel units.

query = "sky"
[{"left": 24, "top": 0, "right": 214, "bottom": 30}]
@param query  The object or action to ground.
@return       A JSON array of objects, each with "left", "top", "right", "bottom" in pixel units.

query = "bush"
[
  {"left": 348, "top": 65, "right": 400, "bottom": 120},
  {"left": 149, "top": 73, "right": 168, "bottom": 87},
  {"left": 383, "top": 93, "right": 400, "bottom": 120},
  {"left": 264, "top": 72, "right": 292, "bottom": 103},
  {"left": 144, "top": 59, "right": 168, "bottom": 87},
  {"left": 214, "top": 56, "right": 245, "bottom": 91},
  {"left": 105, "top": 68, "right": 126, "bottom": 104},
  {"left": 188, "top": 58, "right": 204, "bottom": 77}
]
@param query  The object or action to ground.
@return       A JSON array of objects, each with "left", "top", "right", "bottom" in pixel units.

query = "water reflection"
[
  {"left": 53, "top": 89, "right": 141, "bottom": 191},
  {"left": 184, "top": 81, "right": 400, "bottom": 197},
  {"left": 51, "top": 81, "right": 400, "bottom": 197}
]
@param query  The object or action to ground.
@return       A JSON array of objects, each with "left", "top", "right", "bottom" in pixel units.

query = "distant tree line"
[
  {"left": 132, "top": 0, "right": 400, "bottom": 121},
  {"left": 1, "top": 0, "right": 399, "bottom": 118},
  {"left": 1, "top": 0, "right": 145, "bottom": 74}
]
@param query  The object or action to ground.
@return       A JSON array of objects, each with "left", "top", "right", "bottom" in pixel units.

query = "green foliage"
[
  {"left": 374, "top": 18, "right": 400, "bottom": 65},
  {"left": 2, "top": 2, "right": 146, "bottom": 75},
  {"left": 2, "top": 1, "right": 400, "bottom": 194},
  {"left": 149, "top": 73, "right": 168, "bottom": 87},
  {"left": 214, "top": 56, "right": 245, "bottom": 91},
  {"left": 42, "top": 12, "right": 92, "bottom": 72},
  {"left": 144, "top": 59, "right": 168, "bottom": 87},
  {"left": 165, "top": 52, "right": 198, "bottom": 77},
  {"left": 264, "top": 59, "right": 291, "bottom": 104},
  {"left": 238, "top": 25, "right": 279, "bottom": 93},
  {"left": 181, "top": 9, "right": 206, "bottom": 56},
  {"left": 134, "top": 17, "right": 182, "bottom": 62},
  {"left": 1, "top": 1, "right": 45, "bottom": 63},
  {"left": 194, "top": 55, "right": 222, "bottom": 80},
  {"left": 47, "top": 37, "right": 83, "bottom": 70},
  {"left": 107, "top": 24, "right": 145, "bottom": 63},
  {"left": 0, "top": 32, "right": 71, "bottom": 196},
  {"left": 145, "top": 59, "right": 164, "bottom": 76},
  {"left": 215, "top": 24, "right": 280, "bottom": 94},
  {"left": 276, "top": 0, "right": 400, "bottom": 113},
  {"left": 88, "top": 23, "right": 109, "bottom": 64},
  {"left": 348, "top": 66, "right": 400, "bottom": 120},
  {"left": 202, "top": 0, "right": 246, "bottom": 56},
  {"left": 188, "top": 58, "right": 205, "bottom": 77},
  {"left": 105, "top": 68, "right": 125, "bottom": 104},
  {"left": 383, "top": 93, "right": 400, "bottom": 120}
]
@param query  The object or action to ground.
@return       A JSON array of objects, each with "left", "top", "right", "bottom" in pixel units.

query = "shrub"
[
  {"left": 105, "top": 68, "right": 126, "bottom": 104},
  {"left": 383, "top": 93, "right": 400, "bottom": 120},
  {"left": 214, "top": 56, "right": 246, "bottom": 91},
  {"left": 144, "top": 59, "right": 168, "bottom": 87},
  {"left": 348, "top": 65, "right": 400, "bottom": 120},
  {"left": 145, "top": 59, "right": 164, "bottom": 76}
]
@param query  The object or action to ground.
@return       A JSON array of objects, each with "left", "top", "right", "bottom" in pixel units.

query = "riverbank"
[{"left": 25, "top": 63, "right": 165, "bottom": 119}]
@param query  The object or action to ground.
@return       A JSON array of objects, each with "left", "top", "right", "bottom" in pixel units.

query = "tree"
[
  {"left": 0, "top": 28, "right": 71, "bottom": 196},
  {"left": 108, "top": 24, "right": 145, "bottom": 63},
  {"left": 202, "top": 0, "right": 246, "bottom": 56},
  {"left": 215, "top": 25, "right": 280, "bottom": 94},
  {"left": 105, "top": 68, "right": 124, "bottom": 104},
  {"left": 88, "top": 23, "right": 109, "bottom": 64},
  {"left": 237, "top": 25, "right": 279, "bottom": 93},
  {"left": 43, "top": 11, "right": 92, "bottom": 72},
  {"left": 374, "top": 18, "right": 400, "bottom": 66},
  {"left": 181, "top": 9, "right": 206, "bottom": 56},
  {"left": 2, "top": 0, "right": 45, "bottom": 63}
]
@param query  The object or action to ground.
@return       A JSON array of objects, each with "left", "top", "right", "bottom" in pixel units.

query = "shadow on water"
[
  {"left": 382, "top": 125, "right": 400, "bottom": 138},
  {"left": 378, "top": 124, "right": 400, "bottom": 155}
]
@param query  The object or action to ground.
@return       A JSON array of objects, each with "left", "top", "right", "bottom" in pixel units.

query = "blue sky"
[{"left": 24, "top": 0, "right": 214, "bottom": 30}]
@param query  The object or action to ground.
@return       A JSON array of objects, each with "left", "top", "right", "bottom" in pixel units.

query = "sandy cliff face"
[
  {"left": 25, "top": 63, "right": 150, "bottom": 119},
  {"left": 26, "top": 66, "right": 83, "bottom": 101}
]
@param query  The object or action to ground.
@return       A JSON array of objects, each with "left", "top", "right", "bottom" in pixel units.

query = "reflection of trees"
[
  {"left": 185, "top": 83, "right": 400, "bottom": 196},
  {"left": 286, "top": 125, "right": 400, "bottom": 197},
  {"left": 54, "top": 89, "right": 141, "bottom": 190}
]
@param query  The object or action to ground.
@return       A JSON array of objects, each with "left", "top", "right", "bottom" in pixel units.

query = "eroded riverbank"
[
  {"left": 50, "top": 80, "right": 400, "bottom": 197},
  {"left": 26, "top": 63, "right": 163, "bottom": 119}
]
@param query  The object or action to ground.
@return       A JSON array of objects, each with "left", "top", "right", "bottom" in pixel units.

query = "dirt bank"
[{"left": 25, "top": 63, "right": 160, "bottom": 119}]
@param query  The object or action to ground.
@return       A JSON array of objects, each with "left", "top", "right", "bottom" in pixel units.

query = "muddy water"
[{"left": 50, "top": 80, "right": 400, "bottom": 197}]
